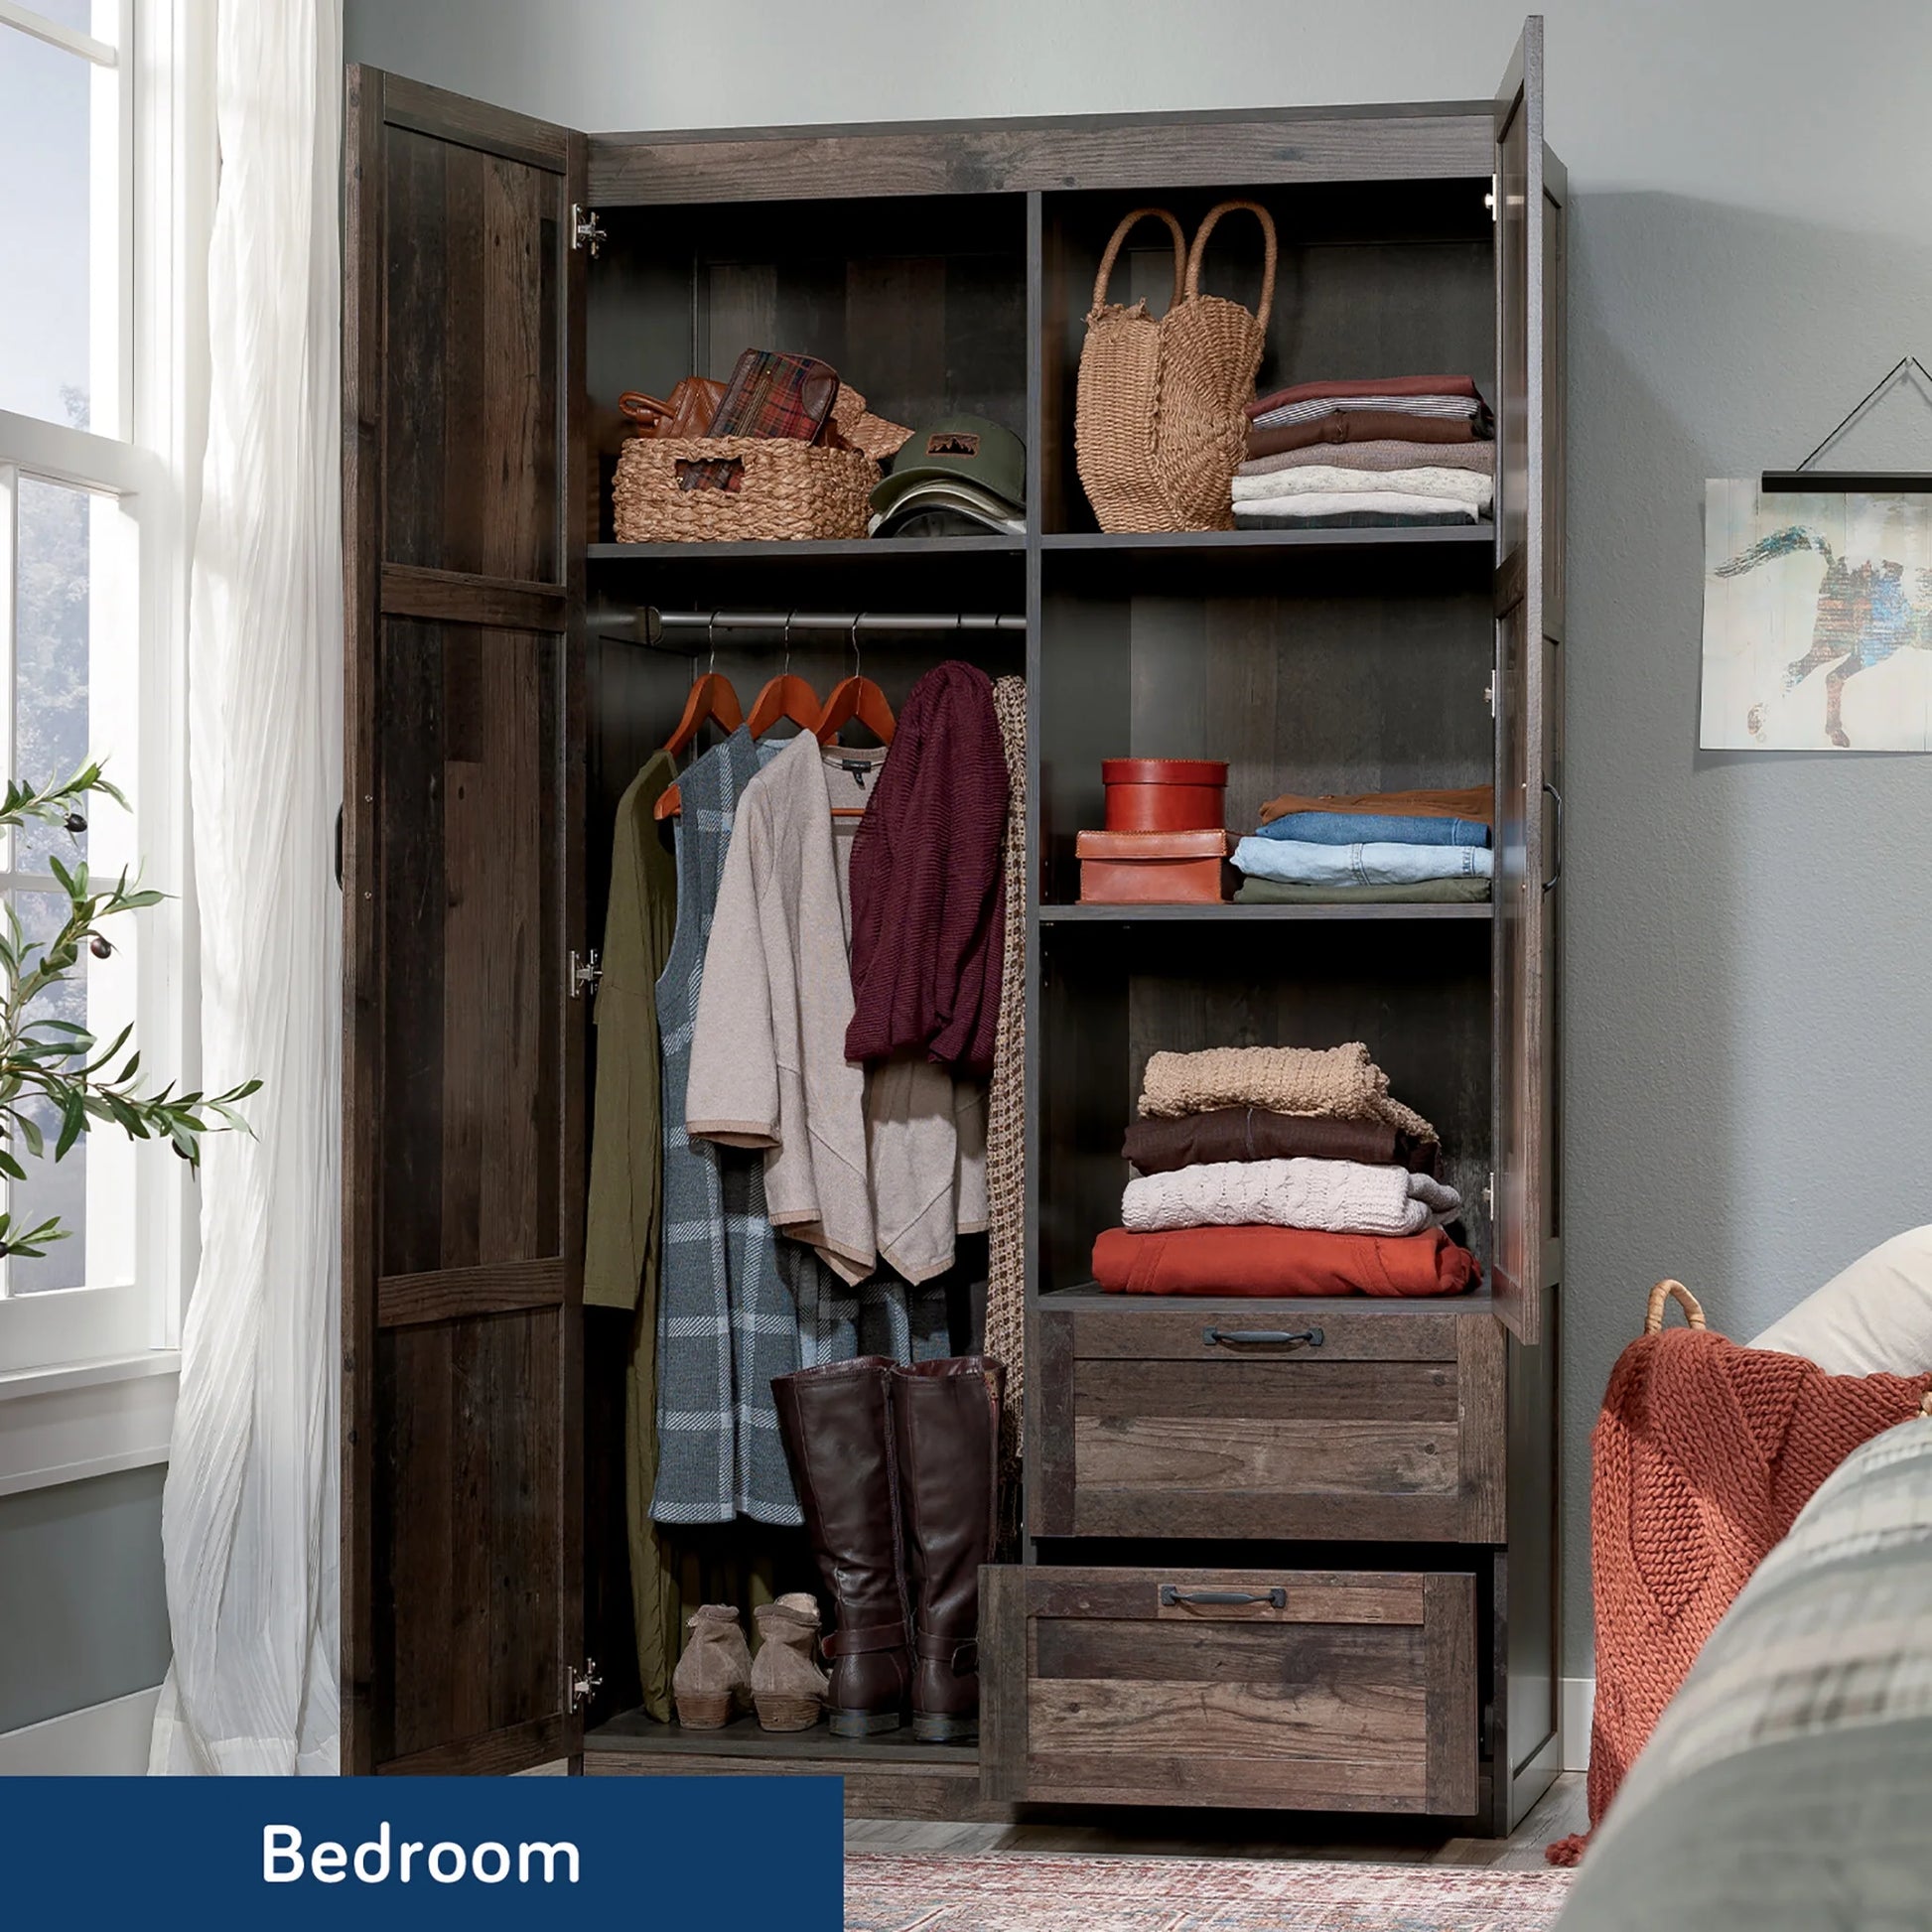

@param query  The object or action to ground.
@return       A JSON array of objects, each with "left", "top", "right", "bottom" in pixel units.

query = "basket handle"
[
  {"left": 1644, "top": 1279, "right": 1707, "bottom": 1335},
  {"left": 1091, "top": 207, "right": 1187, "bottom": 319},
  {"left": 1184, "top": 200, "right": 1279, "bottom": 333}
]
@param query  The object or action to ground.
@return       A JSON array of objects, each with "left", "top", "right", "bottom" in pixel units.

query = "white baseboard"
[
  {"left": 1560, "top": 1676, "right": 1595, "bottom": 1772},
  {"left": 0, "top": 1684, "right": 162, "bottom": 1775}
]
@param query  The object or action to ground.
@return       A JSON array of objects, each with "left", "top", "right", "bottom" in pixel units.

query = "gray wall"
[
  {"left": 0, "top": 1466, "right": 171, "bottom": 1732},
  {"left": 345, "top": 0, "right": 1932, "bottom": 1678}
]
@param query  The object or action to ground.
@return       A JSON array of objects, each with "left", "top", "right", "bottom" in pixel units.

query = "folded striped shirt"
[{"left": 1253, "top": 393, "right": 1487, "bottom": 430}]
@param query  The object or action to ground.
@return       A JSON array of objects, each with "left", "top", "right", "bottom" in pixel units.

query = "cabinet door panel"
[
  {"left": 1491, "top": 16, "right": 1562, "bottom": 1344},
  {"left": 343, "top": 65, "right": 588, "bottom": 1777}
]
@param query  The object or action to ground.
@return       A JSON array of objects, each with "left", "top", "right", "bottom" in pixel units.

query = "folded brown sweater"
[
  {"left": 1257, "top": 785, "right": 1493, "bottom": 828},
  {"left": 1123, "top": 1106, "right": 1438, "bottom": 1177},
  {"left": 1246, "top": 410, "right": 1481, "bottom": 460},
  {"left": 1137, "top": 1042, "right": 1437, "bottom": 1144}
]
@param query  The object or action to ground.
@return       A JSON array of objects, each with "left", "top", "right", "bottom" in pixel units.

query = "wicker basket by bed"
[{"left": 612, "top": 384, "right": 911, "bottom": 542}]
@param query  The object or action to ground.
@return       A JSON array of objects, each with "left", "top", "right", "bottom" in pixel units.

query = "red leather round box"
[{"left": 1101, "top": 758, "right": 1229, "bottom": 832}]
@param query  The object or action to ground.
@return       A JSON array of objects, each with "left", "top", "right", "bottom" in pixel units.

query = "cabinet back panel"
[
  {"left": 1040, "top": 920, "right": 1491, "bottom": 1296},
  {"left": 1038, "top": 569, "right": 1492, "bottom": 901},
  {"left": 1041, "top": 181, "right": 1494, "bottom": 533}
]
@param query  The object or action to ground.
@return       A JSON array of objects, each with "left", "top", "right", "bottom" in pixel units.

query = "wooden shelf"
[
  {"left": 1038, "top": 901, "right": 1493, "bottom": 923},
  {"left": 1041, "top": 525, "right": 1492, "bottom": 557},
  {"left": 586, "top": 1708, "right": 974, "bottom": 1765},
  {"left": 587, "top": 535, "right": 1023, "bottom": 565}
]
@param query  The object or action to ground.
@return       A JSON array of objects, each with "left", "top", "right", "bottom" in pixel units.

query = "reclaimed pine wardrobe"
[{"left": 341, "top": 17, "right": 1566, "bottom": 1834}]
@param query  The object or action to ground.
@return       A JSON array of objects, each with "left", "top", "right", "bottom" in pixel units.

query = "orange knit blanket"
[{"left": 1549, "top": 1315, "right": 1932, "bottom": 1864}]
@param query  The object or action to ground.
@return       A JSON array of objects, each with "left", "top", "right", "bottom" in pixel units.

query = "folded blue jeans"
[
  {"left": 1256, "top": 809, "right": 1489, "bottom": 849},
  {"left": 1233, "top": 836, "right": 1496, "bottom": 887}
]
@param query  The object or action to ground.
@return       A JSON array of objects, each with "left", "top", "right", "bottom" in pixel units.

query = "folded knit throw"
[
  {"left": 1548, "top": 1313, "right": 1932, "bottom": 1866},
  {"left": 1138, "top": 1043, "right": 1437, "bottom": 1143},
  {"left": 1231, "top": 465, "right": 1494, "bottom": 509},
  {"left": 1233, "top": 490, "right": 1480, "bottom": 524},
  {"left": 1122, "top": 1157, "right": 1460, "bottom": 1237},
  {"left": 1238, "top": 439, "right": 1497, "bottom": 479},
  {"left": 1092, "top": 1223, "right": 1478, "bottom": 1297}
]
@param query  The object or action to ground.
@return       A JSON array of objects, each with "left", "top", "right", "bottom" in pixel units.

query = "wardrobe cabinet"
[{"left": 340, "top": 19, "right": 1566, "bottom": 1835}]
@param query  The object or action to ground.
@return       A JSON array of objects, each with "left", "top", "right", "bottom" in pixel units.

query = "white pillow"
[{"left": 1750, "top": 1224, "right": 1932, "bottom": 1374}]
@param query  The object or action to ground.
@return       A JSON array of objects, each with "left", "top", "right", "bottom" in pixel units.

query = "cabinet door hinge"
[
  {"left": 568, "top": 1658, "right": 603, "bottom": 1711},
  {"left": 569, "top": 948, "right": 602, "bottom": 999},
  {"left": 1480, "top": 1700, "right": 1496, "bottom": 1757},
  {"left": 571, "top": 204, "right": 606, "bottom": 257},
  {"left": 1484, "top": 673, "right": 1496, "bottom": 718},
  {"left": 1485, "top": 174, "right": 1498, "bottom": 223},
  {"left": 1481, "top": 1173, "right": 1495, "bottom": 1218}
]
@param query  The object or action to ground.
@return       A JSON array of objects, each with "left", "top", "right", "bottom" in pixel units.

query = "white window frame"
[{"left": 0, "top": 0, "right": 213, "bottom": 1404}]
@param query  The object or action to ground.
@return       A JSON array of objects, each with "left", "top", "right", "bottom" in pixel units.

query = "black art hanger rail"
[
  {"left": 589, "top": 607, "right": 1027, "bottom": 655},
  {"left": 1761, "top": 352, "right": 1932, "bottom": 493}
]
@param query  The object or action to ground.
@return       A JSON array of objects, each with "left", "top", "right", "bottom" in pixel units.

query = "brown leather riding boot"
[
  {"left": 893, "top": 1356, "right": 1005, "bottom": 1743},
  {"left": 771, "top": 1356, "right": 911, "bottom": 1737}
]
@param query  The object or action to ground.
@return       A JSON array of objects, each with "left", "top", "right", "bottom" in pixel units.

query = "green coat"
[{"left": 583, "top": 751, "right": 680, "bottom": 1718}]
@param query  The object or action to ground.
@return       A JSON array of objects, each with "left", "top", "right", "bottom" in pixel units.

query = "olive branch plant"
[{"left": 0, "top": 763, "right": 259, "bottom": 1262}]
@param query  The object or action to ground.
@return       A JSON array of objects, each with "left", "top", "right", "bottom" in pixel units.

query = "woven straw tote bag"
[
  {"left": 1074, "top": 207, "right": 1188, "bottom": 533},
  {"left": 1150, "top": 199, "right": 1278, "bottom": 531}
]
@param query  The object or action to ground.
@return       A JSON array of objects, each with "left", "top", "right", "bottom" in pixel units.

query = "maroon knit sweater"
[{"left": 845, "top": 660, "right": 1008, "bottom": 1074}]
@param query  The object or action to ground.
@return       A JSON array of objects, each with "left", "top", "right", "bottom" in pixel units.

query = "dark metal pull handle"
[
  {"left": 334, "top": 805, "right": 344, "bottom": 889},
  {"left": 1543, "top": 780, "right": 1563, "bottom": 893},
  {"left": 1160, "top": 1586, "right": 1288, "bottom": 1609},
  {"left": 1201, "top": 1325, "right": 1323, "bottom": 1348}
]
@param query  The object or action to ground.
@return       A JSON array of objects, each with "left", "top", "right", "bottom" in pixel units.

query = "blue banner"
[{"left": 0, "top": 1775, "right": 843, "bottom": 1929}]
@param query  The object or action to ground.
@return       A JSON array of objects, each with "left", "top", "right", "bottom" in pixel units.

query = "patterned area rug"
[{"left": 845, "top": 1853, "right": 1574, "bottom": 1931}]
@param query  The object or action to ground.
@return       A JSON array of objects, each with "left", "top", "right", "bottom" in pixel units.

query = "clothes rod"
[
  {"left": 588, "top": 607, "right": 1027, "bottom": 653},
  {"left": 654, "top": 610, "right": 1024, "bottom": 634}
]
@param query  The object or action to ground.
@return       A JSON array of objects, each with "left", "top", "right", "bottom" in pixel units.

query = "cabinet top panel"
[{"left": 588, "top": 102, "right": 1496, "bottom": 206}]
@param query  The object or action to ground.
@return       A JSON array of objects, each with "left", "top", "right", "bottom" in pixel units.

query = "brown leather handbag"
[{"left": 619, "top": 378, "right": 727, "bottom": 440}]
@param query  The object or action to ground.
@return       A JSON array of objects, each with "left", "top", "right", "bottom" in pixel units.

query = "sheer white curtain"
[{"left": 150, "top": 0, "right": 343, "bottom": 1777}]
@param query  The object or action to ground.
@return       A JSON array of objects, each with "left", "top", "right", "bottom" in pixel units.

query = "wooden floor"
[{"left": 846, "top": 1771, "right": 1586, "bottom": 1871}]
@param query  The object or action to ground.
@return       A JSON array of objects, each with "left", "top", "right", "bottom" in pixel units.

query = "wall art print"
[{"left": 1701, "top": 480, "right": 1932, "bottom": 751}]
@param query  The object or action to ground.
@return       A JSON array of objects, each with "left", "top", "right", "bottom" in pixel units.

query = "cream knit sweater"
[
  {"left": 1137, "top": 1042, "right": 1438, "bottom": 1143},
  {"left": 1122, "top": 1157, "right": 1460, "bottom": 1237}
]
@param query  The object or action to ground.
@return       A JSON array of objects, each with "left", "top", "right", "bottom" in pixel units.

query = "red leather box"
[
  {"left": 1076, "top": 828, "right": 1235, "bottom": 903},
  {"left": 1101, "top": 758, "right": 1229, "bottom": 832}
]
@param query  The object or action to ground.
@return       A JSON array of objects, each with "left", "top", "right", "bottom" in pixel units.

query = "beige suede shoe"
[
  {"left": 673, "top": 1603, "right": 752, "bottom": 1728},
  {"left": 751, "top": 1592, "right": 828, "bottom": 1731}
]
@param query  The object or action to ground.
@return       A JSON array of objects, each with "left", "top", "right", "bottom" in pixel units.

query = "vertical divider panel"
[{"left": 1022, "top": 190, "right": 1046, "bottom": 1562}]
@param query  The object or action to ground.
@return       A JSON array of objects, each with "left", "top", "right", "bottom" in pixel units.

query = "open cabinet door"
[
  {"left": 1490, "top": 17, "right": 1564, "bottom": 1346},
  {"left": 342, "top": 67, "right": 589, "bottom": 1774}
]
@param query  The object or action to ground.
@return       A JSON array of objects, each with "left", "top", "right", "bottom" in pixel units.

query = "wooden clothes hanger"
[
  {"left": 816, "top": 621, "right": 896, "bottom": 819},
  {"left": 654, "top": 619, "right": 744, "bottom": 821},
  {"left": 747, "top": 616, "right": 823, "bottom": 739}
]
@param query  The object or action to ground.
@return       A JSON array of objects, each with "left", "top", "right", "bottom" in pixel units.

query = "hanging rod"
[{"left": 588, "top": 607, "right": 1026, "bottom": 653}]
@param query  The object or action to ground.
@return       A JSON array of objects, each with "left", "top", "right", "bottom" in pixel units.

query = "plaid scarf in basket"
[{"left": 677, "top": 349, "right": 840, "bottom": 491}]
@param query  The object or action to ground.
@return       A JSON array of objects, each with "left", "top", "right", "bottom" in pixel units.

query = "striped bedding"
[{"left": 1558, "top": 1413, "right": 1932, "bottom": 1927}]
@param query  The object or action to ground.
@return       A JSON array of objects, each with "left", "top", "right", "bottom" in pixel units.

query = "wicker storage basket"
[
  {"left": 612, "top": 384, "right": 909, "bottom": 542},
  {"left": 1151, "top": 200, "right": 1277, "bottom": 531},
  {"left": 1074, "top": 207, "right": 1188, "bottom": 534}
]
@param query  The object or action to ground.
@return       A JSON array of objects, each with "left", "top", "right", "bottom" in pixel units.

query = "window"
[{"left": 0, "top": 0, "right": 209, "bottom": 1375}]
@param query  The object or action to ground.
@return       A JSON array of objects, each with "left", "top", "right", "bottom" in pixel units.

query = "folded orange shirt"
[
  {"left": 1257, "top": 784, "right": 1493, "bottom": 828},
  {"left": 1091, "top": 1224, "right": 1480, "bottom": 1298}
]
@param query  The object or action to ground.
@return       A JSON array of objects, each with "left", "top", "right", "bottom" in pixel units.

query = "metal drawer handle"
[
  {"left": 1201, "top": 1325, "right": 1323, "bottom": 1348},
  {"left": 1160, "top": 1586, "right": 1288, "bottom": 1609}
]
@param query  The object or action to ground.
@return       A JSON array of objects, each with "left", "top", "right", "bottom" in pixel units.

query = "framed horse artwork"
[{"left": 1702, "top": 479, "right": 1932, "bottom": 751}]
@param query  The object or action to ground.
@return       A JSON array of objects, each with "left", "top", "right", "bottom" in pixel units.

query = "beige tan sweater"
[
  {"left": 685, "top": 732, "right": 986, "bottom": 1286},
  {"left": 1137, "top": 1042, "right": 1437, "bottom": 1143}
]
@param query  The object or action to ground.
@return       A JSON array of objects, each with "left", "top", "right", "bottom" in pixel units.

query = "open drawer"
[
  {"left": 1032, "top": 1298, "right": 1506, "bottom": 1542},
  {"left": 981, "top": 1564, "right": 1479, "bottom": 1813}
]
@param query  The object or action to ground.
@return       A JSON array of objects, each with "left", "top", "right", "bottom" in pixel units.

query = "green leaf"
[
  {"left": 0, "top": 1152, "right": 23, "bottom": 1181},
  {"left": 18, "top": 1114, "right": 42, "bottom": 1159},
  {"left": 54, "top": 1091, "right": 84, "bottom": 1160}
]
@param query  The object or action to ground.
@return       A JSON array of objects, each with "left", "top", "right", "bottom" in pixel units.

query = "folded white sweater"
[
  {"left": 1121, "top": 1157, "right": 1462, "bottom": 1237},
  {"left": 1232, "top": 465, "right": 1494, "bottom": 510}
]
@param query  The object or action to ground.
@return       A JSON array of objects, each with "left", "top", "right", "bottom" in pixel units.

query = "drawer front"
[
  {"left": 981, "top": 1564, "right": 1478, "bottom": 1813},
  {"left": 1033, "top": 1304, "right": 1504, "bottom": 1542}
]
